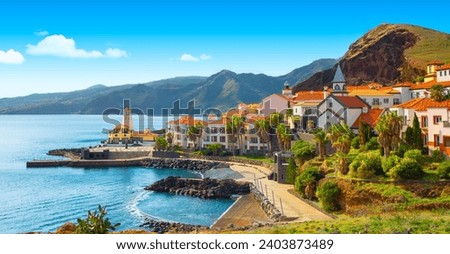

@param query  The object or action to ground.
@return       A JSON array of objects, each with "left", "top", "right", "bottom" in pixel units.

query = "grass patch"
[
  {"left": 355, "top": 183, "right": 415, "bottom": 200},
  {"left": 228, "top": 210, "right": 450, "bottom": 234},
  {"left": 233, "top": 155, "right": 273, "bottom": 164}
]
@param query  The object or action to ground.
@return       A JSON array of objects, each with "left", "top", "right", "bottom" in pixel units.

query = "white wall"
[{"left": 437, "top": 70, "right": 450, "bottom": 82}]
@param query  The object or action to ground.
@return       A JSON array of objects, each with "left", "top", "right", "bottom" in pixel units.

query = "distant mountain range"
[
  {"left": 294, "top": 24, "right": 450, "bottom": 92},
  {"left": 0, "top": 59, "right": 337, "bottom": 114}
]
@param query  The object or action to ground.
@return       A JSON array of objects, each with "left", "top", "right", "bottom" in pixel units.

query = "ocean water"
[{"left": 0, "top": 115, "right": 234, "bottom": 233}]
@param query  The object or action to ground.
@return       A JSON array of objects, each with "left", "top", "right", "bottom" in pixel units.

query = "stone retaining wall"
[
  {"left": 250, "top": 184, "right": 285, "bottom": 222},
  {"left": 182, "top": 154, "right": 273, "bottom": 170}
]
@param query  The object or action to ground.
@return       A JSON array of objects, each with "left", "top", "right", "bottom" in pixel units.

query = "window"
[
  {"left": 421, "top": 116, "right": 428, "bottom": 127},
  {"left": 219, "top": 127, "right": 225, "bottom": 133},
  {"left": 393, "top": 98, "right": 400, "bottom": 105},
  {"left": 250, "top": 137, "right": 258, "bottom": 144},
  {"left": 342, "top": 85, "right": 347, "bottom": 91},
  {"left": 434, "top": 116, "right": 442, "bottom": 124},
  {"left": 373, "top": 98, "right": 380, "bottom": 105},
  {"left": 383, "top": 98, "right": 389, "bottom": 104},
  {"left": 211, "top": 136, "right": 218, "bottom": 142},
  {"left": 329, "top": 102, "right": 333, "bottom": 107},
  {"left": 211, "top": 127, "right": 218, "bottom": 134},
  {"left": 440, "top": 71, "right": 443, "bottom": 77},
  {"left": 434, "top": 134, "right": 440, "bottom": 147},
  {"left": 220, "top": 136, "right": 226, "bottom": 143},
  {"left": 334, "top": 85, "right": 340, "bottom": 91},
  {"left": 411, "top": 93, "right": 414, "bottom": 99}
]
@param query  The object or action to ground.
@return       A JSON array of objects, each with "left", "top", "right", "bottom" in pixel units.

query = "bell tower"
[{"left": 331, "top": 64, "right": 348, "bottom": 96}]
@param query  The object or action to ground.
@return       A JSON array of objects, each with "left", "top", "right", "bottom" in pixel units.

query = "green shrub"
[
  {"left": 76, "top": 205, "right": 120, "bottom": 234},
  {"left": 404, "top": 149, "right": 425, "bottom": 164},
  {"left": 365, "top": 137, "right": 379, "bottom": 150},
  {"left": 291, "top": 140, "right": 316, "bottom": 165},
  {"left": 348, "top": 151, "right": 383, "bottom": 178},
  {"left": 437, "top": 161, "right": 450, "bottom": 179},
  {"left": 351, "top": 136, "right": 360, "bottom": 149},
  {"left": 431, "top": 150, "right": 446, "bottom": 163},
  {"left": 382, "top": 155, "right": 401, "bottom": 174},
  {"left": 388, "top": 157, "right": 424, "bottom": 180},
  {"left": 316, "top": 181, "right": 341, "bottom": 212},
  {"left": 396, "top": 143, "right": 411, "bottom": 158},
  {"left": 286, "top": 158, "right": 298, "bottom": 184},
  {"left": 294, "top": 166, "right": 323, "bottom": 199}
]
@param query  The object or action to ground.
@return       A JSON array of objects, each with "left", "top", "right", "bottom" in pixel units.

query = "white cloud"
[
  {"left": 0, "top": 49, "right": 25, "bottom": 64},
  {"left": 179, "top": 53, "right": 212, "bottom": 62},
  {"left": 26, "top": 34, "right": 127, "bottom": 59},
  {"left": 180, "top": 53, "right": 199, "bottom": 62},
  {"left": 35, "top": 30, "right": 49, "bottom": 37},
  {"left": 106, "top": 48, "right": 128, "bottom": 58}
]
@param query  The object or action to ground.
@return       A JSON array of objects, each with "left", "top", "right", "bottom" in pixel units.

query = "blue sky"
[{"left": 1, "top": 0, "right": 450, "bottom": 98}]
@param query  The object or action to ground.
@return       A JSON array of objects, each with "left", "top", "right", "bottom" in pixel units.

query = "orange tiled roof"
[
  {"left": 293, "top": 91, "right": 324, "bottom": 101},
  {"left": 348, "top": 89, "right": 393, "bottom": 97},
  {"left": 392, "top": 98, "right": 450, "bottom": 111},
  {"left": 437, "top": 64, "right": 450, "bottom": 71},
  {"left": 410, "top": 80, "right": 450, "bottom": 90},
  {"left": 168, "top": 116, "right": 207, "bottom": 126},
  {"left": 352, "top": 108, "right": 384, "bottom": 128},
  {"left": 335, "top": 96, "right": 368, "bottom": 108},
  {"left": 208, "top": 117, "right": 228, "bottom": 125},
  {"left": 393, "top": 82, "right": 414, "bottom": 87}
]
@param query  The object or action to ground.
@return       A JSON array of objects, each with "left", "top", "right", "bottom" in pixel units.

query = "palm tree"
[
  {"left": 207, "top": 143, "right": 222, "bottom": 156},
  {"left": 254, "top": 118, "right": 270, "bottom": 153},
  {"left": 186, "top": 122, "right": 203, "bottom": 149},
  {"left": 375, "top": 111, "right": 402, "bottom": 156},
  {"left": 276, "top": 123, "right": 292, "bottom": 150},
  {"left": 314, "top": 128, "right": 328, "bottom": 160},
  {"left": 165, "top": 132, "right": 173, "bottom": 148},
  {"left": 226, "top": 116, "right": 244, "bottom": 155},
  {"left": 430, "top": 84, "right": 445, "bottom": 102},
  {"left": 327, "top": 123, "right": 353, "bottom": 174}
]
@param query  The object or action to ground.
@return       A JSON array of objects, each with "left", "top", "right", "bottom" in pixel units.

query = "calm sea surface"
[{"left": 0, "top": 115, "right": 234, "bottom": 233}]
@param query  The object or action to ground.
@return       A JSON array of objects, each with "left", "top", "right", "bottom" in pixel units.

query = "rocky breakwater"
[
  {"left": 145, "top": 176, "right": 250, "bottom": 199},
  {"left": 141, "top": 158, "right": 229, "bottom": 172},
  {"left": 47, "top": 148, "right": 82, "bottom": 159},
  {"left": 250, "top": 184, "right": 285, "bottom": 222}
]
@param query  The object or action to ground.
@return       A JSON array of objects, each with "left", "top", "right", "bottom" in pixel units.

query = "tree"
[
  {"left": 155, "top": 137, "right": 168, "bottom": 151},
  {"left": 285, "top": 157, "right": 298, "bottom": 184},
  {"left": 327, "top": 123, "right": 353, "bottom": 174},
  {"left": 269, "top": 112, "right": 284, "bottom": 128},
  {"left": 186, "top": 122, "right": 203, "bottom": 149},
  {"left": 412, "top": 113, "right": 423, "bottom": 150},
  {"left": 430, "top": 84, "right": 445, "bottom": 102},
  {"left": 405, "top": 126, "right": 415, "bottom": 147},
  {"left": 76, "top": 205, "right": 120, "bottom": 234},
  {"left": 226, "top": 116, "right": 244, "bottom": 155},
  {"left": 254, "top": 118, "right": 270, "bottom": 152},
  {"left": 358, "top": 120, "right": 371, "bottom": 147},
  {"left": 165, "top": 132, "right": 173, "bottom": 148},
  {"left": 313, "top": 128, "right": 328, "bottom": 159},
  {"left": 207, "top": 143, "right": 222, "bottom": 156},
  {"left": 276, "top": 123, "right": 292, "bottom": 150},
  {"left": 375, "top": 111, "right": 402, "bottom": 157},
  {"left": 291, "top": 140, "right": 315, "bottom": 166}
]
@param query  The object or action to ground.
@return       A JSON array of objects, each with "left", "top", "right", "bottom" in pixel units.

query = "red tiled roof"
[
  {"left": 392, "top": 98, "right": 450, "bottom": 111},
  {"left": 437, "top": 64, "right": 450, "bottom": 71},
  {"left": 352, "top": 108, "right": 384, "bottom": 128},
  {"left": 293, "top": 91, "right": 324, "bottom": 101},
  {"left": 334, "top": 96, "right": 368, "bottom": 108},
  {"left": 208, "top": 118, "right": 228, "bottom": 125},
  {"left": 168, "top": 116, "right": 207, "bottom": 126},
  {"left": 410, "top": 80, "right": 450, "bottom": 90}
]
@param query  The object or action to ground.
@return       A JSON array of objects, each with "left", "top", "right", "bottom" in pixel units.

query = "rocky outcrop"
[
  {"left": 140, "top": 219, "right": 208, "bottom": 234},
  {"left": 141, "top": 158, "right": 228, "bottom": 172},
  {"left": 47, "top": 148, "right": 82, "bottom": 159},
  {"left": 294, "top": 24, "right": 450, "bottom": 92},
  {"left": 145, "top": 176, "right": 250, "bottom": 199}
]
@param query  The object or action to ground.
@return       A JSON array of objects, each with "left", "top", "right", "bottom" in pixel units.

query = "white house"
[{"left": 261, "top": 93, "right": 290, "bottom": 116}]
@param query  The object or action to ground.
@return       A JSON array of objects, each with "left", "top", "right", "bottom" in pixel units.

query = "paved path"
[{"left": 229, "top": 163, "right": 332, "bottom": 222}]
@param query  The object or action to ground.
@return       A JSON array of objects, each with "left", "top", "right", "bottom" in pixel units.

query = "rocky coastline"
[
  {"left": 145, "top": 176, "right": 250, "bottom": 199},
  {"left": 141, "top": 158, "right": 229, "bottom": 172}
]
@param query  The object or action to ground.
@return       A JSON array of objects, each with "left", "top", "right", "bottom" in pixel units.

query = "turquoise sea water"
[{"left": 0, "top": 115, "right": 234, "bottom": 233}]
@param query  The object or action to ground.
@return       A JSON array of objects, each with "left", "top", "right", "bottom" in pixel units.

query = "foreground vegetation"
[{"left": 231, "top": 210, "right": 450, "bottom": 234}]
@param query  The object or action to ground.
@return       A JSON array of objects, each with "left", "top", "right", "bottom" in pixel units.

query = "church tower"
[{"left": 331, "top": 64, "right": 348, "bottom": 96}]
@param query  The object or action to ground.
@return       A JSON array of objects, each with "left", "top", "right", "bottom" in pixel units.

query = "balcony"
[{"left": 443, "top": 121, "right": 450, "bottom": 128}]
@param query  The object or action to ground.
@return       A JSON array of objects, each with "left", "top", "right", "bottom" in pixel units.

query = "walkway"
[{"left": 229, "top": 163, "right": 332, "bottom": 222}]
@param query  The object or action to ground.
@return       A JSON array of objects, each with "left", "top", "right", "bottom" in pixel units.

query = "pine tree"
[{"left": 412, "top": 113, "right": 423, "bottom": 150}]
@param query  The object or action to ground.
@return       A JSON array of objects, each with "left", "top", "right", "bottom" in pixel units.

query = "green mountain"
[{"left": 0, "top": 59, "right": 336, "bottom": 114}]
